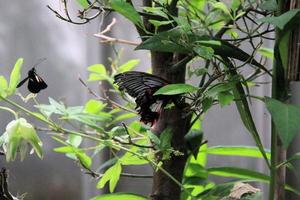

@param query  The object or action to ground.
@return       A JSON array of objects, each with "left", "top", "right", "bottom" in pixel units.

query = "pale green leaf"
[
  {"left": 8, "top": 58, "right": 23, "bottom": 95},
  {"left": 90, "top": 193, "right": 148, "bottom": 200},
  {"left": 118, "top": 59, "right": 140, "bottom": 73},
  {"left": 154, "top": 84, "right": 198, "bottom": 95},
  {"left": 206, "top": 146, "right": 271, "bottom": 159}
]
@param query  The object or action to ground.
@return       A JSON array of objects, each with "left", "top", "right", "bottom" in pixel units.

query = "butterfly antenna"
[{"left": 32, "top": 58, "right": 47, "bottom": 69}]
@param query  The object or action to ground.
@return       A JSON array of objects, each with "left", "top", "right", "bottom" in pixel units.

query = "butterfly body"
[
  {"left": 17, "top": 67, "right": 47, "bottom": 93},
  {"left": 114, "top": 71, "right": 174, "bottom": 126}
]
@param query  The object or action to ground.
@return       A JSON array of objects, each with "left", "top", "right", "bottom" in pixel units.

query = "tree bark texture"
[{"left": 150, "top": 52, "right": 191, "bottom": 200}]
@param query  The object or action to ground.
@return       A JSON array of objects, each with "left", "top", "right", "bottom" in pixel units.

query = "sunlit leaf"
[
  {"left": 118, "top": 59, "right": 140, "bottom": 73},
  {"left": 97, "top": 161, "right": 122, "bottom": 192},
  {"left": 90, "top": 193, "right": 148, "bottom": 200},
  {"left": 8, "top": 58, "right": 23, "bottom": 95},
  {"left": 154, "top": 84, "right": 198, "bottom": 95}
]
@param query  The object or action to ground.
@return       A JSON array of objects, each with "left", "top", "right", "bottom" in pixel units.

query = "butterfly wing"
[
  {"left": 16, "top": 77, "right": 29, "bottom": 88},
  {"left": 114, "top": 71, "right": 170, "bottom": 125},
  {"left": 27, "top": 71, "right": 47, "bottom": 93},
  {"left": 114, "top": 71, "right": 169, "bottom": 98}
]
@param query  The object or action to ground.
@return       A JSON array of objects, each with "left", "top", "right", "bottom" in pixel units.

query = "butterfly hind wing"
[
  {"left": 27, "top": 78, "right": 41, "bottom": 93},
  {"left": 27, "top": 73, "right": 47, "bottom": 93}
]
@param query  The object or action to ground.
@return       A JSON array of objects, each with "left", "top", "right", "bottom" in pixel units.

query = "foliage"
[{"left": 1, "top": 0, "right": 300, "bottom": 199}]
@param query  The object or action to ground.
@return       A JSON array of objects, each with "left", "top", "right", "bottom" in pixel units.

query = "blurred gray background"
[{"left": 0, "top": 1, "right": 289, "bottom": 200}]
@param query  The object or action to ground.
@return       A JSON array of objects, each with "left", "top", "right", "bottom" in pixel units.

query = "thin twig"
[
  {"left": 93, "top": 18, "right": 140, "bottom": 46},
  {"left": 78, "top": 75, "right": 137, "bottom": 114}
]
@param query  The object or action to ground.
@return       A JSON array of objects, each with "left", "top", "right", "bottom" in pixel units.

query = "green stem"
[
  {"left": 269, "top": 122, "right": 278, "bottom": 200},
  {"left": 0, "top": 95, "right": 194, "bottom": 198},
  {"left": 0, "top": 106, "right": 18, "bottom": 119}
]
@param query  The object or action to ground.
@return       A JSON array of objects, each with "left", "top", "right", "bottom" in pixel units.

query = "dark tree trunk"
[{"left": 150, "top": 52, "right": 191, "bottom": 200}]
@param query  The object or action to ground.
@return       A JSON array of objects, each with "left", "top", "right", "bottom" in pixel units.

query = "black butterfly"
[
  {"left": 114, "top": 71, "right": 174, "bottom": 126},
  {"left": 17, "top": 67, "right": 47, "bottom": 94}
]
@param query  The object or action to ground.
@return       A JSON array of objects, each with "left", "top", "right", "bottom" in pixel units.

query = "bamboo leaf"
[{"left": 206, "top": 146, "right": 270, "bottom": 159}]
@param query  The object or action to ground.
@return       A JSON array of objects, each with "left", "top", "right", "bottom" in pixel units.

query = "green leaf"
[
  {"left": 118, "top": 59, "right": 140, "bottom": 73},
  {"left": 143, "top": 7, "right": 168, "bottom": 19},
  {"left": 259, "top": 9, "right": 300, "bottom": 30},
  {"left": 222, "top": 58, "right": 270, "bottom": 166},
  {"left": 159, "top": 128, "right": 172, "bottom": 159},
  {"left": 97, "top": 161, "right": 122, "bottom": 192},
  {"left": 212, "top": 2, "right": 231, "bottom": 17},
  {"left": 208, "top": 167, "right": 269, "bottom": 182},
  {"left": 258, "top": 47, "right": 274, "bottom": 59},
  {"left": 67, "top": 134, "right": 82, "bottom": 147},
  {"left": 159, "top": 128, "right": 172, "bottom": 150},
  {"left": 193, "top": 46, "right": 214, "bottom": 59},
  {"left": 119, "top": 144, "right": 149, "bottom": 165},
  {"left": 184, "top": 130, "right": 203, "bottom": 158},
  {"left": 75, "top": 0, "right": 89, "bottom": 8},
  {"left": 266, "top": 97, "right": 300, "bottom": 148},
  {"left": 231, "top": 0, "right": 241, "bottom": 12},
  {"left": 90, "top": 193, "right": 148, "bottom": 200},
  {"left": 206, "top": 146, "right": 271, "bottom": 159},
  {"left": 110, "top": 0, "right": 143, "bottom": 27},
  {"left": 0, "top": 76, "right": 8, "bottom": 97},
  {"left": 206, "top": 82, "right": 234, "bottom": 98},
  {"left": 218, "top": 91, "right": 234, "bottom": 107},
  {"left": 154, "top": 83, "right": 198, "bottom": 95},
  {"left": 202, "top": 97, "right": 213, "bottom": 113},
  {"left": 84, "top": 100, "right": 107, "bottom": 114},
  {"left": 88, "top": 64, "right": 111, "bottom": 81},
  {"left": 8, "top": 58, "right": 23, "bottom": 95},
  {"left": 76, "top": 151, "right": 92, "bottom": 169},
  {"left": 149, "top": 20, "right": 174, "bottom": 28},
  {"left": 111, "top": 113, "right": 137, "bottom": 124},
  {"left": 135, "top": 29, "right": 191, "bottom": 53},
  {"left": 279, "top": 31, "right": 291, "bottom": 69},
  {"left": 198, "top": 182, "right": 235, "bottom": 199},
  {"left": 260, "top": 0, "right": 277, "bottom": 11}
]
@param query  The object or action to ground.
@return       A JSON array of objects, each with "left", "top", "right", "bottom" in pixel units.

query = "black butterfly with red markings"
[
  {"left": 17, "top": 67, "right": 47, "bottom": 94},
  {"left": 114, "top": 71, "right": 176, "bottom": 126}
]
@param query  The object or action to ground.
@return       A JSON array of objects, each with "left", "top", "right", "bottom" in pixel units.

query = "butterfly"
[
  {"left": 114, "top": 71, "right": 174, "bottom": 126},
  {"left": 17, "top": 60, "right": 47, "bottom": 94}
]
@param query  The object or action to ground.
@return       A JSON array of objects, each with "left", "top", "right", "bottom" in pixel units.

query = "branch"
[
  {"left": 93, "top": 18, "right": 140, "bottom": 46},
  {"left": 0, "top": 168, "right": 18, "bottom": 200},
  {"left": 112, "top": 123, "right": 155, "bottom": 149},
  {"left": 78, "top": 75, "right": 137, "bottom": 114}
]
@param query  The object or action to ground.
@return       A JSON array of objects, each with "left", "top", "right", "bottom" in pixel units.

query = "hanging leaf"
[
  {"left": 259, "top": 9, "right": 300, "bottom": 30},
  {"left": 266, "top": 97, "right": 300, "bottom": 148}
]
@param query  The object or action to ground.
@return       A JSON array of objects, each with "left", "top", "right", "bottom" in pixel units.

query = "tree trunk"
[{"left": 150, "top": 52, "right": 190, "bottom": 200}]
